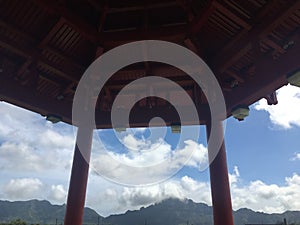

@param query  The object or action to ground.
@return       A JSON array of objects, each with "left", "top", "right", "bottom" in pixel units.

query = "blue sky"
[
  {"left": 0, "top": 84, "right": 300, "bottom": 216},
  {"left": 226, "top": 111, "right": 300, "bottom": 186}
]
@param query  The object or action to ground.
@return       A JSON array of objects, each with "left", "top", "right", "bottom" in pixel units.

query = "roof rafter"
[
  {"left": 39, "top": 17, "right": 66, "bottom": 47},
  {"left": 0, "top": 33, "right": 80, "bottom": 82},
  {"left": 107, "top": 2, "right": 179, "bottom": 13},
  {"left": 213, "top": 1, "right": 251, "bottom": 30},
  {"left": 0, "top": 17, "right": 86, "bottom": 74},
  {"left": 189, "top": 0, "right": 215, "bottom": 35},
  {"left": 0, "top": 72, "right": 210, "bottom": 128},
  {"left": 213, "top": 1, "right": 300, "bottom": 73},
  {"left": 226, "top": 33, "right": 300, "bottom": 111},
  {"left": 33, "top": 0, "right": 188, "bottom": 46}
]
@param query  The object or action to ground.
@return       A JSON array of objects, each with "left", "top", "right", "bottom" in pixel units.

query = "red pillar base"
[
  {"left": 206, "top": 121, "right": 234, "bottom": 225},
  {"left": 64, "top": 126, "right": 93, "bottom": 225}
]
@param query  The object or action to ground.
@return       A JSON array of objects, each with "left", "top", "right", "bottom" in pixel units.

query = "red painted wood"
[
  {"left": 206, "top": 122, "right": 234, "bottom": 225},
  {"left": 1, "top": 0, "right": 299, "bottom": 129},
  {"left": 64, "top": 126, "right": 93, "bottom": 225}
]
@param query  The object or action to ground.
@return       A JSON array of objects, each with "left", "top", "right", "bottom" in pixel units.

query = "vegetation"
[
  {"left": 0, "top": 200, "right": 100, "bottom": 224},
  {"left": 1, "top": 199, "right": 300, "bottom": 225},
  {"left": 0, "top": 219, "right": 27, "bottom": 225}
]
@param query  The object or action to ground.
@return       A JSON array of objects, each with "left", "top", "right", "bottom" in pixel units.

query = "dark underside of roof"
[{"left": 0, "top": 0, "right": 299, "bottom": 128}]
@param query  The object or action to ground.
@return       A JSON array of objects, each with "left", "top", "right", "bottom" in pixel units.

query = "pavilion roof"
[{"left": 0, "top": 0, "right": 299, "bottom": 128}]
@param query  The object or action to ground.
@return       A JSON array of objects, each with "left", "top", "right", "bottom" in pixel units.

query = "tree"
[{"left": 9, "top": 219, "right": 27, "bottom": 225}]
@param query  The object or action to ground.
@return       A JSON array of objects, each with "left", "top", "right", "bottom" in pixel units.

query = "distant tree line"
[
  {"left": 1, "top": 220, "right": 299, "bottom": 225},
  {"left": 0, "top": 219, "right": 100, "bottom": 225},
  {"left": 0, "top": 219, "right": 27, "bottom": 225}
]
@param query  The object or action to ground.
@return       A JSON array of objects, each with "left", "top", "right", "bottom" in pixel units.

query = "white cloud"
[
  {"left": 172, "top": 140, "right": 208, "bottom": 171},
  {"left": 37, "top": 129, "right": 75, "bottom": 151},
  {"left": 1, "top": 165, "right": 300, "bottom": 217},
  {"left": 290, "top": 152, "right": 300, "bottom": 161},
  {"left": 1, "top": 178, "right": 68, "bottom": 205},
  {"left": 85, "top": 175, "right": 211, "bottom": 216},
  {"left": 0, "top": 102, "right": 75, "bottom": 174},
  {"left": 231, "top": 173, "right": 300, "bottom": 213},
  {"left": 91, "top": 135, "right": 208, "bottom": 185},
  {"left": 229, "top": 166, "right": 240, "bottom": 186},
  {"left": 0, "top": 138, "right": 73, "bottom": 174},
  {"left": 2, "top": 178, "right": 44, "bottom": 200},
  {"left": 1, "top": 102, "right": 300, "bottom": 217},
  {"left": 0, "top": 142, "right": 53, "bottom": 171},
  {"left": 49, "top": 185, "right": 67, "bottom": 202},
  {"left": 129, "top": 127, "right": 147, "bottom": 134},
  {"left": 85, "top": 169, "right": 300, "bottom": 216},
  {"left": 255, "top": 85, "right": 300, "bottom": 129},
  {"left": 0, "top": 102, "right": 207, "bottom": 186},
  {"left": 0, "top": 102, "right": 39, "bottom": 138}
]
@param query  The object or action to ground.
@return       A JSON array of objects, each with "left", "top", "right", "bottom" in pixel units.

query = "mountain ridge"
[
  {"left": 1, "top": 198, "right": 300, "bottom": 225},
  {"left": 0, "top": 199, "right": 101, "bottom": 224}
]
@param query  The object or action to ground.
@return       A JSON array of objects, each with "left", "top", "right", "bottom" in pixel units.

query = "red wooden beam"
[
  {"left": 34, "top": 0, "right": 249, "bottom": 54},
  {"left": 107, "top": 2, "right": 179, "bottom": 13},
  {"left": 0, "top": 75, "right": 73, "bottom": 124},
  {"left": 189, "top": 0, "right": 215, "bottom": 35},
  {"left": 184, "top": 0, "right": 250, "bottom": 59},
  {"left": 226, "top": 70, "right": 245, "bottom": 83},
  {"left": 217, "top": 43, "right": 252, "bottom": 73},
  {"left": 33, "top": 0, "right": 99, "bottom": 44},
  {"left": 0, "top": 19, "right": 33, "bottom": 43},
  {"left": 16, "top": 59, "right": 32, "bottom": 77},
  {"left": 225, "top": 33, "right": 300, "bottom": 112},
  {"left": 213, "top": 1, "right": 251, "bottom": 30},
  {"left": 2, "top": 29, "right": 299, "bottom": 129},
  {"left": 0, "top": 72, "right": 211, "bottom": 128},
  {"left": 44, "top": 46, "right": 86, "bottom": 72},
  {"left": 176, "top": 0, "right": 195, "bottom": 22},
  {"left": 39, "top": 17, "right": 66, "bottom": 47},
  {"left": 215, "top": 0, "right": 277, "bottom": 55},
  {"left": 259, "top": 1, "right": 300, "bottom": 39},
  {"left": 0, "top": 17, "right": 86, "bottom": 74},
  {"left": 36, "top": 0, "right": 244, "bottom": 47},
  {"left": 0, "top": 39, "right": 28, "bottom": 58},
  {"left": 86, "top": 0, "right": 106, "bottom": 12},
  {"left": 262, "top": 38, "right": 286, "bottom": 54},
  {"left": 102, "top": 25, "right": 187, "bottom": 48},
  {"left": 33, "top": 0, "right": 187, "bottom": 46},
  {"left": 184, "top": 38, "right": 204, "bottom": 58},
  {"left": 107, "top": 80, "right": 196, "bottom": 94},
  {"left": 0, "top": 32, "right": 81, "bottom": 82},
  {"left": 213, "top": 1, "right": 300, "bottom": 73}
]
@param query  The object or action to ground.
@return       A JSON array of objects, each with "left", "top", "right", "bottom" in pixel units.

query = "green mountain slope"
[
  {"left": 1, "top": 198, "right": 300, "bottom": 225},
  {"left": 0, "top": 199, "right": 101, "bottom": 224},
  {"left": 105, "top": 198, "right": 213, "bottom": 225},
  {"left": 105, "top": 198, "right": 300, "bottom": 225}
]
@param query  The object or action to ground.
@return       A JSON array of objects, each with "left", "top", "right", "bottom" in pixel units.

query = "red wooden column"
[
  {"left": 206, "top": 121, "right": 234, "bottom": 225},
  {"left": 64, "top": 126, "right": 93, "bottom": 225}
]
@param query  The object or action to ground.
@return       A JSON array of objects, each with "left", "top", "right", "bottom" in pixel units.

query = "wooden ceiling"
[{"left": 0, "top": 0, "right": 299, "bottom": 128}]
